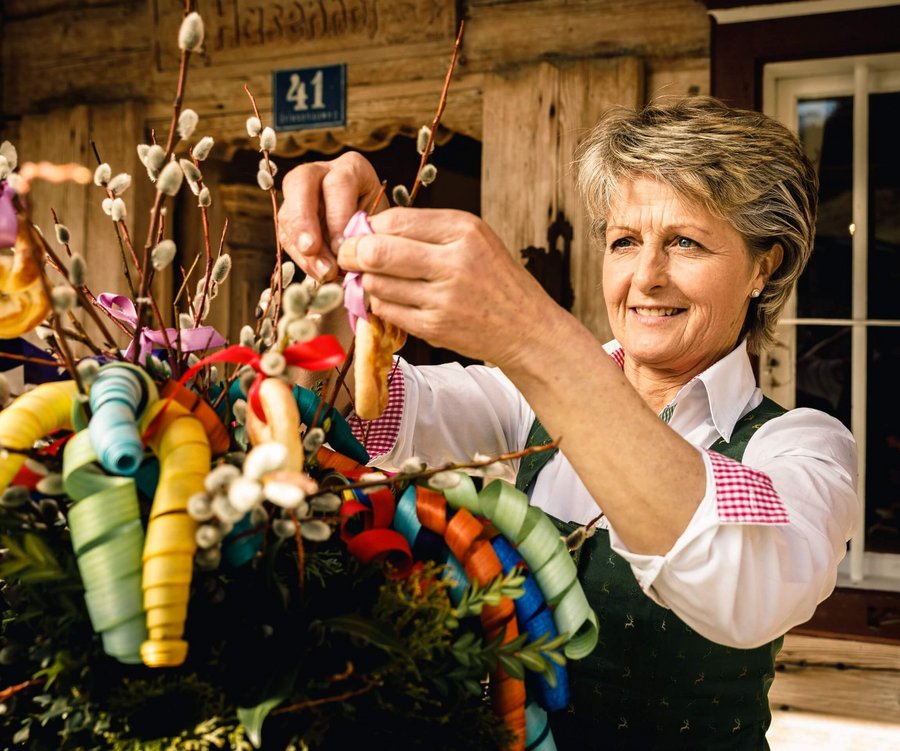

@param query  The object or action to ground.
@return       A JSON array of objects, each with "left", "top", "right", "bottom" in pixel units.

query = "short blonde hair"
[{"left": 577, "top": 96, "right": 818, "bottom": 354}]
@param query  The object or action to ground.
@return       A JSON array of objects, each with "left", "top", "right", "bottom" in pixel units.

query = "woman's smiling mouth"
[{"left": 631, "top": 306, "right": 685, "bottom": 317}]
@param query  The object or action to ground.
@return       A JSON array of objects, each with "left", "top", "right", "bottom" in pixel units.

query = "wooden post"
[{"left": 482, "top": 57, "right": 643, "bottom": 341}]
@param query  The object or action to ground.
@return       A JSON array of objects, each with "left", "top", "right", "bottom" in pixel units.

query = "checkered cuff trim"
[
  {"left": 348, "top": 360, "right": 404, "bottom": 460},
  {"left": 706, "top": 450, "right": 790, "bottom": 525}
]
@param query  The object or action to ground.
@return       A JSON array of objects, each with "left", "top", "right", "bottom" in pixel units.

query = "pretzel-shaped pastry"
[
  {"left": 353, "top": 312, "right": 406, "bottom": 421},
  {"left": 0, "top": 198, "right": 50, "bottom": 338}
]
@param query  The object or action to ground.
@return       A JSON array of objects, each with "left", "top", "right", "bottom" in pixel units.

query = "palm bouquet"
[{"left": 0, "top": 5, "right": 597, "bottom": 750}]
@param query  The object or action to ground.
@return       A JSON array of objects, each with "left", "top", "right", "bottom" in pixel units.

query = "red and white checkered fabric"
[
  {"left": 348, "top": 360, "right": 404, "bottom": 459},
  {"left": 610, "top": 346, "right": 625, "bottom": 369},
  {"left": 706, "top": 449, "right": 790, "bottom": 525}
]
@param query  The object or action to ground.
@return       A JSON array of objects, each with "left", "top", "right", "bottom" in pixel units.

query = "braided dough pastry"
[
  {"left": 353, "top": 312, "right": 406, "bottom": 421},
  {"left": 0, "top": 213, "right": 50, "bottom": 338}
]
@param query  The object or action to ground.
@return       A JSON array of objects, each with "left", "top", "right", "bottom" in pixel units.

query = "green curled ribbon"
[
  {"left": 442, "top": 475, "right": 598, "bottom": 661},
  {"left": 62, "top": 429, "right": 148, "bottom": 664}
]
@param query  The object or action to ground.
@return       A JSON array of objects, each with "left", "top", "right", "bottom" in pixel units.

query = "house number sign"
[{"left": 272, "top": 64, "right": 346, "bottom": 131}]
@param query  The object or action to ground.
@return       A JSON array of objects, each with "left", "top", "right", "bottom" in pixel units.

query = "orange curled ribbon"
[{"left": 415, "top": 487, "right": 526, "bottom": 751}]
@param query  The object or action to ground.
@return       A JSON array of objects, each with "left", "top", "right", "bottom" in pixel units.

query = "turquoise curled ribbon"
[
  {"left": 88, "top": 363, "right": 155, "bottom": 476},
  {"left": 525, "top": 699, "right": 558, "bottom": 751},
  {"left": 62, "top": 429, "right": 147, "bottom": 664},
  {"left": 442, "top": 475, "right": 599, "bottom": 661},
  {"left": 394, "top": 485, "right": 465, "bottom": 600}
]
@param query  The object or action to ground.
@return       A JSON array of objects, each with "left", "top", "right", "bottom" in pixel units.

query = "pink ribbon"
[
  {"left": 0, "top": 183, "right": 18, "bottom": 248},
  {"left": 98, "top": 293, "right": 225, "bottom": 365},
  {"left": 341, "top": 211, "right": 373, "bottom": 333}
]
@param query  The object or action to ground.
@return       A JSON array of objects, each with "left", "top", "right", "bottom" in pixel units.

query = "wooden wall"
[{"left": 0, "top": 0, "right": 709, "bottom": 343}]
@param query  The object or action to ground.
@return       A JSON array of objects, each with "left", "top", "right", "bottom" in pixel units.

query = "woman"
[{"left": 278, "top": 98, "right": 858, "bottom": 749}]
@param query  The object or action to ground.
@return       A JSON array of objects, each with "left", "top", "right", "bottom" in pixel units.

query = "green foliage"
[{"left": 0, "top": 502, "right": 525, "bottom": 750}]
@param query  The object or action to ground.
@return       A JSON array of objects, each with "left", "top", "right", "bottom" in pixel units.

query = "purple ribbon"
[
  {"left": 97, "top": 293, "right": 225, "bottom": 365},
  {"left": 0, "top": 183, "right": 18, "bottom": 248},
  {"left": 341, "top": 211, "right": 373, "bottom": 333}
]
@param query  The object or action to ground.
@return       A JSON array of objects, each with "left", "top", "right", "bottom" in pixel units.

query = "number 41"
[{"left": 286, "top": 70, "right": 325, "bottom": 111}]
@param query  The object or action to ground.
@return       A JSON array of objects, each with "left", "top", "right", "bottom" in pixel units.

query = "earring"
[{"left": 750, "top": 288, "right": 761, "bottom": 298}]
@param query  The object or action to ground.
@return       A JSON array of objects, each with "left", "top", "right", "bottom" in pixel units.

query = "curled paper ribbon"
[
  {"left": 138, "top": 399, "right": 211, "bottom": 667},
  {"left": 341, "top": 211, "right": 373, "bottom": 334},
  {"left": 415, "top": 487, "right": 527, "bottom": 751},
  {"left": 340, "top": 485, "right": 413, "bottom": 573},
  {"left": 0, "top": 380, "right": 78, "bottom": 492},
  {"left": 492, "top": 536, "right": 568, "bottom": 712},
  {"left": 443, "top": 474, "right": 599, "bottom": 661},
  {"left": 88, "top": 363, "right": 157, "bottom": 476},
  {"left": 97, "top": 293, "right": 226, "bottom": 365},
  {"left": 63, "top": 429, "right": 148, "bottom": 663}
]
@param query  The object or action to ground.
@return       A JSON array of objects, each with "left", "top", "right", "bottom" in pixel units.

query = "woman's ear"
[{"left": 755, "top": 243, "right": 784, "bottom": 289}]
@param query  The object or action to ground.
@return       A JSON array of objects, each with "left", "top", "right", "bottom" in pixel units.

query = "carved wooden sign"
[{"left": 153, "top": 0, "right": 456, "bottom": 70}]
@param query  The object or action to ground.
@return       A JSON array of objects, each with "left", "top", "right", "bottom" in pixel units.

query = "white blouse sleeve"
[
  {"left": 608, "top": 407, "right": 859, "bottom": 648},
  {"left": 368, "top": 358, "right": 534, "bottom": 484}
]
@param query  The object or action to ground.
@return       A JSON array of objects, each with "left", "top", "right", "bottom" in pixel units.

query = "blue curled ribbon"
[
  {"left": 492, "top": 537, "right": 569, "bottom": 712},
  {"left": 88, "top": 363, "right": 156, "bottom": 476}
]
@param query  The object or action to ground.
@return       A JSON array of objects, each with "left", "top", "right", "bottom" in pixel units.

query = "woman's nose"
[{"left": 632, "top": 245, "right": 669, "bottom": 292}]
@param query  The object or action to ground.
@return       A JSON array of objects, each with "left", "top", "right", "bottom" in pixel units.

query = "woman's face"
[{"left": 602, "top": 177, "right": 771, "bottom": 378}]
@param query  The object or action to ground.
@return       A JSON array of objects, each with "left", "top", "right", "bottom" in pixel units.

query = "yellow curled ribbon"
[
  {"left": 443, "top": 474, "right": 599, "bottom": 660},
  {"left": 0, "top": 380, "right": 78, "bottom": 491},
  {"left": 138, "top": 399, "right": 211, "bottom": 667}
]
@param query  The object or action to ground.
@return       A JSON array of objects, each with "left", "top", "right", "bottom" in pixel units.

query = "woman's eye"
[
  {"left": 674, "top": 236, "right": 700, "bottom": 249},
  {"left": 609, "top": 237, "right": 634, "bottom": 251}
]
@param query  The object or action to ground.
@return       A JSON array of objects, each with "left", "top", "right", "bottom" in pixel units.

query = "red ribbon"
[{"left": 142, "top": 337, "right": 346, "bottom": 443}]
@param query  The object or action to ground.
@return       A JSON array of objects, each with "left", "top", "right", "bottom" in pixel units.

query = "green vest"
[{"left": 517, "top": 398, "right": 786, "bottom": 750}]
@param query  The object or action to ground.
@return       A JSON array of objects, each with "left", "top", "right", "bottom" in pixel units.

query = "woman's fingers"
[{"left": 278, "top": 153, "right": 384, "bottom": 280}]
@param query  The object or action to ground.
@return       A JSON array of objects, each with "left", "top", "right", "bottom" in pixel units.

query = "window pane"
[
  {"left": 796, "top": 97, "right": 853, "bottom": 319},
  {"left": 866, "top": 326, "right": 900, "bottom": 555},
  {"left": 795, "top": 324, "right": 851, "bottom": 429},
  {"left": 868, "top": 91, "right": 900, "bottom": 319}
]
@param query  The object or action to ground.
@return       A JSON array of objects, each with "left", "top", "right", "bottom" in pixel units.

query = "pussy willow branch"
[
  {"left": 45, "top": 210, "right": 124, "bottom": 351},
  {"left": 243, "top": 84, "right": 284, "bottom": 330},
  {"left": 133, "top": 5, "right": 193, "bottom": 362},
  {"left": 408, "top": 20, "right": 465, "bottom": 204},
  {"left": 310, "top": 438, "right": 561, "bottom": 499},
  {"left": 191, "top": 171, "right": 216, "bottom": 330}
]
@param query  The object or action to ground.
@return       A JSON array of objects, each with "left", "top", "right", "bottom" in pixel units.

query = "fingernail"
[
  {"left": 315, "top": 258, "right": 333, "bottom": 280},
  {"left": 298, "top": 231, "right": 314, "bottom": 253}
]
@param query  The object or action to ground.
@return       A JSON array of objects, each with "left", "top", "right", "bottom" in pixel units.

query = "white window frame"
[{"left": 763, "top": 52, "right": 900, "bottom": 592}]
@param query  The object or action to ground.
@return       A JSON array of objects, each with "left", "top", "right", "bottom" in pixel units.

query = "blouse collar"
[{"left": 603, "top": 338, "right": 758, "bottom": 443}]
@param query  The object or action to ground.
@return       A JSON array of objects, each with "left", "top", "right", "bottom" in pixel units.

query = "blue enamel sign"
[{"left": 273, "top": 64, "right": 346, "bottom": 131}]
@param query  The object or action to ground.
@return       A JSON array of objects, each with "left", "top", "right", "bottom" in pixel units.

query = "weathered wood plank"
[
  {"left": 2, "top": 3, "right": 152, "bottom": 113},
  {"left": 152, "top": 0, "right": 456, "bottom": 71},
  {"left": 779, "top": 634, "right": 900, "bottom": 672},
  {"left": 465, "top": 0, "right": 708, "bottom": 69},
  {"left": 770, "top": 635, "right": 900, "bottom": 724},
  {"left": 770, "top": 663, "right": 900, "bottom": 723}
]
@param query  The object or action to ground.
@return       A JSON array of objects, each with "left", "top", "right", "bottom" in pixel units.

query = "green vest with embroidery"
[{"left": 517, "top": 397, "right": 786, "bottom": 751}]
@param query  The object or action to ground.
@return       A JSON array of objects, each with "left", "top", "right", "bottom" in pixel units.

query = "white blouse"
[{"left": 355, "top": 340, "right": 859, "bottom": 649}]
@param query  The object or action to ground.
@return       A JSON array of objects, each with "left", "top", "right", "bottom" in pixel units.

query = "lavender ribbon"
[
  {"left": 341, "top": 211, "right": 373, "bottom": 333},
  {"left": 0, "top": 183, "right": 18, "bottom": 248},
  {"left": 97, "top": 293, "right": 225, "bottom": 365}
]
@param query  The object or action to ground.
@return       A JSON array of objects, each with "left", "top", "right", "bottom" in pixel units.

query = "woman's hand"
[
  {"left": 338, "top": 207, "right": 563, "bottom": 368},
  {"left": 277, "top": 152, "right": 388, "bottom": 281}
]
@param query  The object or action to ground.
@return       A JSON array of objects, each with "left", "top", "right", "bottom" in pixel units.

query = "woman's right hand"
[{"left": 277, "top": 152, "right": 388, "bottom": 281}]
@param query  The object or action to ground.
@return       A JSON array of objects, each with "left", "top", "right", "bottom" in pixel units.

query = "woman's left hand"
[{"left": 338, "top": 208, "right": 562, "bottom": 368}]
